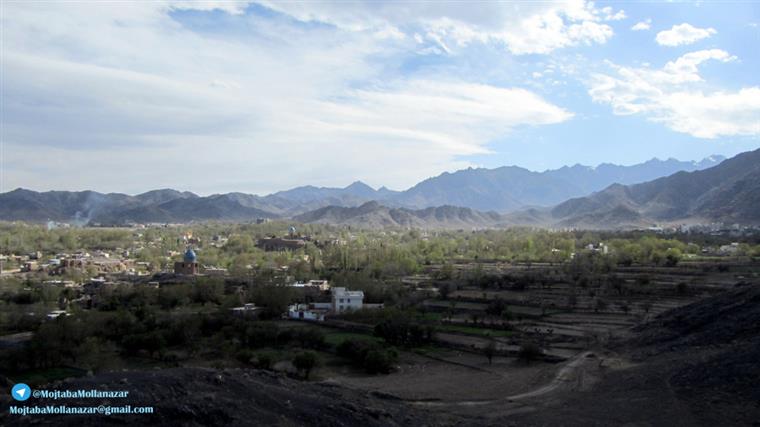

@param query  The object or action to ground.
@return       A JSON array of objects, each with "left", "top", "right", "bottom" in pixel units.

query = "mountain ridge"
[{"left": 1, "top": 153, "right": 751, "bottom": 228}]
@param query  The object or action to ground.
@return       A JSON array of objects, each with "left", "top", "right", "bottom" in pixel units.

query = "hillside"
[
  {"left": 0, "top": 368, "right": 460, "bottom": 427},
  {"left": 503, "top": 283, "right": 760, "bottom": 426},
  {"left": 389, "top": 155, "right": 725, "bottom": 212},
  {"left": 293, "top": 201, "right": 502, "bottom": 229},
  {"left": 0, "top": 189, "right": 276, "bottom": 224},
  {"left": 548, "top": 148, "right": 760, "bottom": 227},
  {"left": 0, "top": 153, "right": 747, "bottom": 227}
]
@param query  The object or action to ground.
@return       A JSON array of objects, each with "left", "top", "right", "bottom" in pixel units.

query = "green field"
[{"left": 323, "top": 331, "right": 383, "bottom": 347}]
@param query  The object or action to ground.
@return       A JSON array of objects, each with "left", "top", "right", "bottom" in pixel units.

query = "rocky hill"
[
  {"left": 547, "top": 148, "right": 760, "bottom": 227},
  {"left": 388, "top": 155, "right": 725, "bottom": 212},
  {"left": 504, "top": 283, "right": 760, "bottom": 426},
  {"left": 293, "top": 201, "right": 502, "bottom": 229}
]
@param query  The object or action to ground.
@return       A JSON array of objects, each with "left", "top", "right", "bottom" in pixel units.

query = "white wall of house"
[
  {"left": 288, "top": 304, "right": 326, "bottom": 321},
  {"left": 331, "top": 287, "right": 364, "bottom": 313}
]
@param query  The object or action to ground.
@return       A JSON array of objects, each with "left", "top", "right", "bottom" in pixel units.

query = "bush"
[
  {"left": 236, "top": 349, "right": 255, "bottom": 365},
  {"left": 676, "top": 282, "right": 688, "bottom": 295},
  {"left": 374, "top": 317, "right": 435, "bottom": 347},
  {"left": 518, "top": 342, "right": 542, "bottom": 363},
  {"left": 254, "top": 352, "right": 274, "bottom": 370},
  {"left": 293, "top": 327, "right": 326, "bottom": 350},
  {"left": 337, "top": 339, "right": 398, "bottom": 374},
  {"left": 364, "top": 348, "right": 398, "bottom": 374},
  {"left": 293, "top": 351, "right": 320, "bottom": 379}
]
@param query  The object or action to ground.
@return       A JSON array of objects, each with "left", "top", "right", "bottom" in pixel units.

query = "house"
[
  {"left": 288, "top": 279, "right": 330, "bottom": 291},
  {"left": 256, "top": 237, "right": 306, "bottom": 252},
  {"left": 288, "top": 303, "right": 329, "bottom": 321},
  {"left": 231, "top": 303, "right": 262, "bottom": 318},
  {"left": 46, "top": 310, "right": 70, "bottom": 320},
  {"left": 202, "top": 265, "right": 228, "bottom": 276},
  {"left": 585, "top": 243, "right": 609, "bottom": 255},
  {"left": 331, "top": 287, "right": 364, "bottom": 313},
  {"left": 718, "top": 243, "right": 740, "bottom": 255},
  {"left": 288, "top": 287, "right": 373, "bottom": 321},
  {"left": 21, "top": 261, "right": 38, "bottom": 272}
]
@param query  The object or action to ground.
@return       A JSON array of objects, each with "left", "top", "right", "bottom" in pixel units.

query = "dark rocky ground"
[
  {"left": 1, "top": 368, "right": 464, "bottom": 426},
  {"left": 498, "top": 283, "right": 760, "bottom": 426},
  {"left": 3, "top": 283, "right": 759, "bottom": 426}
]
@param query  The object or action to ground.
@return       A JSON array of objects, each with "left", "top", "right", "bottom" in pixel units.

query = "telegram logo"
[{"left": 11, "top": 383, "right": 31, "bottom": 401}]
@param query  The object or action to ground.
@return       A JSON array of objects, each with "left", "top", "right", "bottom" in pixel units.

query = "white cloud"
[
  {"left": 601, "top": 7, "right": 626, "bottom": 21},
  {"left": 588, "top": 50, "right": 759, "bottom": 138},
  {"left": 631, "top": 19, "right": 651, "bottom": 31},
  {"left": 655, "top": 23, "right": 717, "bottom": 46},
  {"left": 167, "top": 1, "right": 252, "bottom": 15},
  {"left": 257, "top": 0, "right": 622, "bottom": 55},
  {"left": 1, "top": 1, "right": 573, "bottom": 194}
]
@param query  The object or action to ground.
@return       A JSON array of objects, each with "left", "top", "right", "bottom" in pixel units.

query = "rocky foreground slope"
[
  {"left": 1, "top": 368, "right": 461, "bottom": 426},
  {"left": 504, "top": 283, "right": 760, "bottom": 426}
]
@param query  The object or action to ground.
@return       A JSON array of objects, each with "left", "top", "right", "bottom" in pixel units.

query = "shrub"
[
  {"left": 518, "top": 342, "right": 542, "bottom": 363},
  {"left": 337, "top": 339, "right": 398, "bottom": 374},
  {"left": 293, "top": 351, "right": 320, "bottom": 380},
  {"left": 364, "top": 348, "right": 398, "bottom": 374}
]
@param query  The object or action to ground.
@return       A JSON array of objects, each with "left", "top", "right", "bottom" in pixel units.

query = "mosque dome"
[{"left": 184, "top": 248, "right": 197, "bottom": 263}]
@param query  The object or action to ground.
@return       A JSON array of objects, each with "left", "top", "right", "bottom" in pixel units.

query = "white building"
[
  {"left": 46, "top": 310, "right": 70, "bottom": 320},
  {"left": 230, "top": 303, "right": 261, "bottom": 317},
  {"left": 331, "top": 287, "right": 364, "bottom": 313},
  {"left": 288, "top": 279, "right": 330, "bottom": 291},
  {"left": 288, "top": 303, "right": 329, "bottom": 321}
]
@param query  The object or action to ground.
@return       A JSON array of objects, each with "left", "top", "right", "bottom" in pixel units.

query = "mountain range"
[
  {"left": 1, "top": 152, "right": 757, "bottom": 229},
  {"left": 543, "top": 148, "right": 760, "bottom": 228}
]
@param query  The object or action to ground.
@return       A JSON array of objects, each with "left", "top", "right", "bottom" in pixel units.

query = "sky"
[{"left": 1, "top": 0, "right": 759, "bottom": 195}]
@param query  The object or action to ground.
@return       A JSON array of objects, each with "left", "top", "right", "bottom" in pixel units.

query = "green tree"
[
  {"left": 484, "top": 340, "right": 497, "bottom": 365},
  {"left": 293, "top": 351, "right": 320, "bottom": 380}
]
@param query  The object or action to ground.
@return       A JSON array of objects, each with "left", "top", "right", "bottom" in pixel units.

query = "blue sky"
[{"left": 2, "top": 1, "right": 759, "bottom": 194}]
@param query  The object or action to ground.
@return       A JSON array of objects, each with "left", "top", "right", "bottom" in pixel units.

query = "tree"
[
  {"left": 594, "top": 298, "right": 608, "bottom": 313},
  {"left": 293, "top": 351, "right": 320, "bottom": 380},
  {"left": 617, "top": 301, "right": 630, "bottom": 315},
  {"left": 676, "top": 282, "right": 688, "bottom": 295},
  {"left": 438, "top": 283, "right": 451, "bottom": 300},
  {"left": 364, "top": 348, "right": 398, "bottom": 374},
  {"left": 664, "top": 248, "right": 682, "bottom": 267},
  {"left": 484, "top": 340, "right": 497, "bottom": 365},
  {"left": 294, "top": 327, "right": 326, "bottom": 350},
  {"left": 518, "top": 342, "right": 542, "bottom": 364},
  {"left": 437, "top": 263, "right": 454, "bottom": 281}
]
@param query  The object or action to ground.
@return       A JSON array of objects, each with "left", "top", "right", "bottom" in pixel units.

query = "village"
[
  {"left": 1, "top": 221, "right": 758, "bottom": 389},
  {"left": 0, "top": 222, "right": 757, "bottom": 327}
]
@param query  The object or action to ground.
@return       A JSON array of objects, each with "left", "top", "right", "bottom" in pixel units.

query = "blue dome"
[
  {"left": 289, "top": 226, "right": 296, "bottom": 234},
  {"left": 184, "top": 248, "right": 197, "bottom": 263}
]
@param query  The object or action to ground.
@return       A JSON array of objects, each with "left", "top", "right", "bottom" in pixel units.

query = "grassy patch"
[
  {"left": 323, "top": 331, "right": 382, "bottom": 347},
  {"left": 418, "top": 312, "right": 442, "bottom": 321}
]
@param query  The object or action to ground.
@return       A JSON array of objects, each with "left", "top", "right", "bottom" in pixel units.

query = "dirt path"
[{"left": 407, "top": 350, "right": 595, "bottom": 407}]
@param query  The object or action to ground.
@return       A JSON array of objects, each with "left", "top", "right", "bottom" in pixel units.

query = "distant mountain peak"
[{"left": 345, "top": 180, "right": 374, "bottom": 191}]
